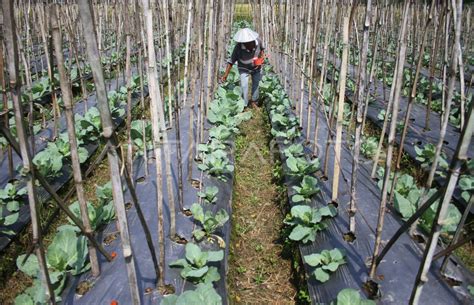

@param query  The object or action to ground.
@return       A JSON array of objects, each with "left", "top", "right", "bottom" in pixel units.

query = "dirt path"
[{"left": 228, "top": 108, "right": 298, "bottom": 305}]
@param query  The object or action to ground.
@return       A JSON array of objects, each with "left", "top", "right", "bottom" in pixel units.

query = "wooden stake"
[{"left": 78, "top": 1, "right": 141, "bottom": 303}]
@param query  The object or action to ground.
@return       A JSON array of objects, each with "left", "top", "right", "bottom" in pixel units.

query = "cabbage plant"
[
  {"left": 169, "top": 242, "right": 223, "bottom": 284},
  {"left": 304, "top": 248, "right": 346, "bottom": 283},
  {"left": 292, "top": 176, "right": 320, "bottom": 203},
  {"left": 198, "top": 186, "right": 219, "bottom": 204},
  {"left": 284, "top": 205, "right": 337, "bottom": 243},
  {"left": 161, "top": 283, "right": 222, "bottom": 305},
  {"left": 191, "top": 203, "right": 229, "bottom": 241}
]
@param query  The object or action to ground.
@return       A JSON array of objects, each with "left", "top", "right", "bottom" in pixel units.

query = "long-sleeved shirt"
[{"left": 227, "top": 38, "right": 265, "bottom": 74}]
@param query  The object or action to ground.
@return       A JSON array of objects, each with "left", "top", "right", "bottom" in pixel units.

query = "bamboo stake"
[
  {"left": 331, "top": 2, "right": 351, "bottom": 203},
  {"left": 298, "top": 0, "right": 313, "bottom": 126},
  {"left": 125, "top": 0, "right": 134, "bottom": 177},
  {"left": 0, "top": 10, "right": 14, "bottom": 180},
  {"left": 50, "top": 4, "right": 100, "bottom": 277},
  {"left": 388, "top": 1, "right": 435, "bottom": 206},
  {"left": 425, "top": 5, "right": 443, "bottom": 131},
  {"left": 163, "top": 0, "right": 173, "bottom": 125},
  {"left": 78, "top": 1, "right": 141, "bottom": 303},
  {"left": 370, "top": 0, "right": 411, "bottom": 278},
  {"left": 305, "top": 0, "right": 320, "bottom": 143},
  {"left": 409, "top": 1, "right": 465, "bottom": 301},
  {"left": 349, "top": 0, "right": 371, "bottom": 234},
  {"left": 2, "top": 0, "right": 56, "bottom": 303},
  {"left": 361, "top": 9, "right": 380, "bottom": 135},
  {"left": 142, "top": 0, "right": 167, "bottom": 287},
  {"left": 205, "top": 0, "right": 214, "bottom": 114}
]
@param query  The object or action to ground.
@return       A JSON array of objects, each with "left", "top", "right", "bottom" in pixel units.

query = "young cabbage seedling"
[
  {"left": 74, "top": 107, "right": 102, "bottom": 142},
  {"left": 0, "top": 182, "right": 27, "bottom": 233},
  {"left": 414, "top": 143, "right": 449, "bottom": 176},
  {"left": 292, "top": 175, "right": 321, "bottom": 203},
  {"left": 328, "top": 288, "right": 375, "bottom": 305},
  {"left": 283, "top": 143, "right": 305, "bottom": 158},
  {"left": 160, "top": 283, "right": 222, "bottom": 305},
  {"left": 169, "top": 242, "right": 223, "bottom": 284},
  {"left": 32, "top": 142, "right": 64, "bottom": 178},
  {"left": 286, "top": 156, "right": 320, "bottom": 178},
  {"left": 130, "top": 119, "right": 153, "bottom": 154},
  {"left": 304, "top": 248, "right": 346, "bottom": 282},
  {"left": 198, "top": 149, "right": 234, "bottom": 182},
  {"left": 197, "top": 186, "right": 219, "bottom": 204},
  {"left": 15, "top": 226, "right": 90, "bottom": 304},
  {"left": 67, "top": 200, "right": 115, "bottom": 231},
  {"left": 209, "top": 125, "right": 234, "bottom": 142},
  {"left": 271, "top": 126, "right": 302, "bottom": 144},
  {"left": 284, "top": 204, "right": 337, "bottom": 243},
  {"left": 360, "top": 136, "right": 378, "bottom": 159},
  {"left": 459, "top": 174, "right": 474, "bottom": 202},
  {"left": 191, "top": 203, "right": 229, "bottom": 241}
]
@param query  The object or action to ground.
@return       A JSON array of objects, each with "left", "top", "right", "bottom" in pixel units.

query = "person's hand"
[
  {"left": 220, "top": 75, "right": 227, "bottom": 83},
  {"left": 253, "top": 56, "right": 265, "bottom": 66}
]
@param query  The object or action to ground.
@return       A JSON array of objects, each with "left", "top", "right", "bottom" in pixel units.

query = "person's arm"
[
  {"left": 221, "top": 44, "right": 239, "bottom": 82},
  {"left": 220, "top": 63, "right": 233, "bottom": 83}
]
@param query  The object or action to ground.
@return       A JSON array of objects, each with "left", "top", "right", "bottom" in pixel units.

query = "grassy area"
[
  {"left": 228, "top": 107, "right": 305, "bottom": 304},
  {"left": 234, "top": 4, "right": 252, "bottom": 23}
]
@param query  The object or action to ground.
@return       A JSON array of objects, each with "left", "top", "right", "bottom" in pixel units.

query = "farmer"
[{"left": 220, "top": 28, "right": 265, "bottom": 108}]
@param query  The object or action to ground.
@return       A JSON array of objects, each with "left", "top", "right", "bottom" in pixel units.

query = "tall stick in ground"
[
  {"left": 125, "top": 0, "right": 134, "bottom": 176},
  {"left": 425, "top": 6, "right": 462, "bottom": 189},
  {"left": 50, "top": 4, "right": 100, "bottom": 277},
  {"left": 2, "top": 0, "right": 56, "bottom": 303},
  {"left": 370, "top": 0, "right": 411, "bottom": 278},
  {"left": 142, "top": 0, "right": 167, "bottom": 286},
  {"left": 153, "top": 1, "right": 178, "bottom": 239},
  {"left": 349, "top": 0, "right": 372, "bottom": 234},
  {"left": 183, "top": 0, "right": 194, "bottom": 181},
  {"left": 0, "top": 11, "right": 14, "bottom": 180},
  {"left": 409, "top": 2, "right": 465, "bottom": 301},
  {"left": 163, "top": 0, "right": 174, "bottom": 125},
  {"left": 388, "top": 1, "right": 435, "bottom": 206},
  {"left": 78, "top": 1, "right": 141, "bottom": 303},
  {"left": 205, "top": 0, "right": 214, "bottom": 114},
  {"left": 298, "top": 0, "right": 313, "bottom": 126},
  {"left": 305, "top": 0, "right": 320, "bottom": 143},
  {"left": 331, "top": 2, "right": 351, "bottom": 202}
]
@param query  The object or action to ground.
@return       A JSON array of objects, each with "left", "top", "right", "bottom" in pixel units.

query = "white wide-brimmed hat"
[{"left": 233, "top": 28, "right": 259, "bottom": 43}]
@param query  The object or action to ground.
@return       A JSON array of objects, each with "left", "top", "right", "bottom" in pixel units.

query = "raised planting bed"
[
  {"left": 0, "top": 70, "right": 147, "bottom": 252},
  {"left": 260, "top": 66, "right": 473, "bottom": 304},
  {"left": 0, "top": 41, "right": 187, "bottom": 250},
  {"left": 318, "top": 55, "right": 474, "bottom": 214},
  {"left": 11, "top": 66, "right": 250, "bottom": 305}
]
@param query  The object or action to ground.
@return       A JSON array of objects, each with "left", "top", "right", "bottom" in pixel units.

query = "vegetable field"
[{"left": 0, "top": 0, "right": 472, "bottom": 305}]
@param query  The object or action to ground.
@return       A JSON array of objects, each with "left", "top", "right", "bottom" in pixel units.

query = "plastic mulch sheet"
[
  {"left": 61, "top": 103, "right": 235, "bottom": 304},
  {"left": 265, "top": 71, "right": 473, "bottom": 305},
  {"left": 0, "top": 67, "right": 145, "bottom": 251},
  {"left": 320, "top": 55, "right": 474, "bottom": 213}
]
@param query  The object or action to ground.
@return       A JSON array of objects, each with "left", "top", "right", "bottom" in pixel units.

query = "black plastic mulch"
[
  {"left": 264, "top": 71, "right": 473, "bottom": 304},
  {"left": 61, "top": 102, "right": 235, "bottom": 304},
  {"left": 320, "top": 55, "right": 474, "bottom": 213},
  {"left": 0, "top": 67, "right": 145, "bottom": 251}
]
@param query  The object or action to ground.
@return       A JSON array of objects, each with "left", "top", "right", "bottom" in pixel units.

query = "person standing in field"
[{"left": 220, "top": 28, "right": 265, "bottom": 108}]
